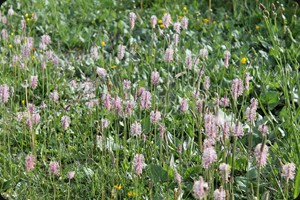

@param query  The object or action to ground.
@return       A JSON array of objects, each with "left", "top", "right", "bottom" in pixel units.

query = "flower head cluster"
[
  {"left": 49, "top": 161, "right": 60, "bottom": 175},
  {"left": 25, "top": 154, "right": 35, "bottom": 171},
  {"left": 133, "top": 154, "right": 144, "bottom": 176},
  {"left": 254, "top": 143, "right": 268, "bottom": 167},
  {"left": 231, "top": 78, "right": 244, "bottom": 100},
  {"left": 202, "top": 146, "right": 217, "bottom": 168},
  {"left": 131, "top": 121, "right": 142, "bottom": 137},
  {"left": 193, "top": 176, "right": 208, "bottom": 199},
  {"left": 163, "top": 13, "right": 171, "bottom": 28},
  {"left": 246, "top": 98, "right": 258, "bottom": 123},
  {"left": 129, "top": 12, "right": 137, "bottom": 30},
  {"left": 282, "top": 163, "right": 296, "bottom": 181},
  {"left": 150, "top": 110, "right": 161, "bottom": 124},
  {"left": 61, "top": 116, "right": 71, "bottom": 130},
  {"left": 0, "top": 84, "right": 10, "bottom": 103}
]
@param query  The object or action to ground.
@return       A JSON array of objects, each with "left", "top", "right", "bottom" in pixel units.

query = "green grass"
[{"left": 0, "top": 0, "right": 299, "bottom": 199}]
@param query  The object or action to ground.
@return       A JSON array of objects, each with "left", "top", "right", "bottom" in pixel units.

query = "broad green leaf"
[{"left": 148, "top": 164, "right": 168, "bottom": 183}]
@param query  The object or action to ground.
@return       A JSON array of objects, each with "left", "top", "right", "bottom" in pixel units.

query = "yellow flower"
[
  {"left": 26, "top": 17, "right": 30, "bottom": 22},
  {"left": 128, "top": 191, "right": 137, "bottom": 197},
  {"left": 101, "top": 41, "right": 106, "bottom": 46},
  {"left": 8, "top": 44, "right": 12, "bottom": 48},
  {"left": 21, "top": 100, "right": 25, "bottom": 105},
  {"left": 158, "top": 19, "right": 163, "bottom": 24},
  {"left": 40, "top": 50, "right": 43, "bottom": 53},
  {"left": 159, "top": 24, "right": 165, "bottom": 29},
  {"left": 11, "top": 33, "right": 14, "bottom": 36},
  {"left": 183, "top": 6, "right": 187, "bottom": 11},
  {"left": 111, "top": 65, "right": 118, "bottom": 69},
  {"left": 241, "top": 57, "right": 247, "bottom": 64},
  {"left": 25, "top": 13, "right": 29, "bottom": 18},
  {"left": 255, "top": 25, "right": 260, "bottom": 30},
  {"left": 203, "top": 18, "right": 209, "bottom": 23},
  {"left": 178, "top": 16, "right": 182, "bottom": 21},
  {"left": 113, "top": 184, "right": 122, "bottom": 190},
  {"left": 31, "top": 55, "right": 35, "bottom": 60}
]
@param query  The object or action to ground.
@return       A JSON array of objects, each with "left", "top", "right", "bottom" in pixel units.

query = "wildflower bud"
[
  {"left": 8, "top": 6, "right": 14, "bottom": 16},
  {"left": 204, "top": 76, "right": 210, "bottom": 91},
  {"left": 173, "top": 22, "right": 181, "bottom": 33},
  {"left": 129, "top": 12, "right": 137, "bottom": 30},
  {"left": 68, "top": 171, "right": 75, "bottom": 180},
  {"left": 96, "top": 67, "right": 107, "bottom": 77},
  {"left": 49, "top": 161, "right": 60, "bottom": 175},
  {"left": 61, "top": 116, "right": 71, "bottom": 130},
  {"left": 133, "top": 154, "right": 144, "bottom": 176},
  {"left": 255, "top": 143, "right": 268, "bottom": 167},
  {"left": 50, "top": 90, "right": 59, "bottom": 103},
  {"left": 185, "top": 53, "right": 192, "bottom": 70},
  {"left": 123, "top": 79, "right": 131, "bottom": 90},
  {"left": 282, "top": 163, "right": 296, "bottom": 181},
  {"left": 150, "top": 110, "right": 161, "bottom": 124},
  {"left": 131, "top": 121, "right": 142, "bottom": 137},
  {"left": 32, "top": 113, "right": 40, "bottom": 124},
  {"left": 25, "top": 154, "right": 35, "bottom": 171},
  {"left": 151, "top": 15, "right": 157, "bottom": 29},
  {"left": 140, "top": 90, "right": 151, "bottom": 109},
  {"left": 231, "top": 78, "right": 244, "bottom": 100},
  {"left": 193, "top": 176, "right": 209, "bottom": 199},
  {"left": 30, "top": 76, "right": 38, "bottom": 89},
  {"left": 163, "top": 13, "right": 171, "bottom": 28},
  {"left": 173, "top": 34, "right": 179, "bottom": 46},
  {"left": 199, "top": 49, "right": 208, "bottom": 59},
  {"left": 151, "top": 71, "right": 160, "bottom": 86},
  {"left": 158, "top": 124, "right": 165, "bottom": 138},
  {"left": 202, "top": 146, "right": 217, "bottom": 168},
  {"left": 224, "top": 50, "right": 231, "bottom": 68},
  {"left": 196, "top": 99, "right": 203, "bottom": 114},
  {"left": 118, "top": 44, "right": 126, "bottom": 60},
  {"left": 0, "top": 84, "right": 10, "bottom": 103},
  {"left": 232, "top": 121, "right": 244, "bottom": 137},
  {"left": 204, "top": 113, "right": 217, "bottom": 139},
  {"left": 41, "top": 34, "right": 51, "bottom": 45},
  {"left": 165, "top": 46, "right": 174, "bottom": 63},
  {"left": 214, "top": 187, "right": 226, "bottom": 200},
  {"left": 181, "top": 16, "right": 188, "bottom": 30},
  {"left": 245, "top": 72, "right": 251, "bottom": 90},
  {"left": 219, "top": 163, "right": 231, "bottom": 183},
  {"left": 90, "top": 46, "right": 99, "bottom": 60},
  {"left": 112, "top": 96, "right": 122, "bottom": 114},
  {"left": 125, "top": 100, "right": 134, "bottom": 116},
  {"left": 258, "top": 124, "right": 268, "bottom": 136},
  {"left": 180, "top": 98, "right": 188, "bottom": 113}
]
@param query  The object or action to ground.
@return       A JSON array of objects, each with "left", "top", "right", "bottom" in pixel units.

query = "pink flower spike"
[
  {"left": 163, "top": 13, "right": 171, "bottom": 28},
  {"left": 193, "top": 176, "right": 209, "bottom": 199},
  {"left": 30, "top": 76, "right": 38, "bottom": 89},
  {"left": 254, "top": 143, "right": 268, "bottom": 167},
  {"left": 202, "top": 146, "right": 217, "bottom": 168},
  {"left": 282, "top": 163, "right": 296, "bottom": 181},
  {"left": 130, "top": 121, "right": 142, "bottom": 137},
  {"left": 214, "top": 187, "right": 226, "bottom": 200},
  {"left": 129, "top": 12, "right": 137, "bottom": 30},
  {"left": 151, "top": 15, "right": 157, "bottom": 29},
  {"left": 133, "top": 154, "right": 144, "bottom": 176},
  {"left": 68, "top": 171, "right": 75, "bottom": 180},
  {"left": 25, "top": 154, "right": 35, "bottom": 171},
  {"left": 61, "top": 116, "right": 71, "bottom": 130},
  {"left": 49, "top": 161, "right": 60, "bottom": 175}
]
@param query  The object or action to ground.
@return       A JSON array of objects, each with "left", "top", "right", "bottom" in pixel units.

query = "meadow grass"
[{"left": 0, "top": 0, "right": 299, "bottom": 199}]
